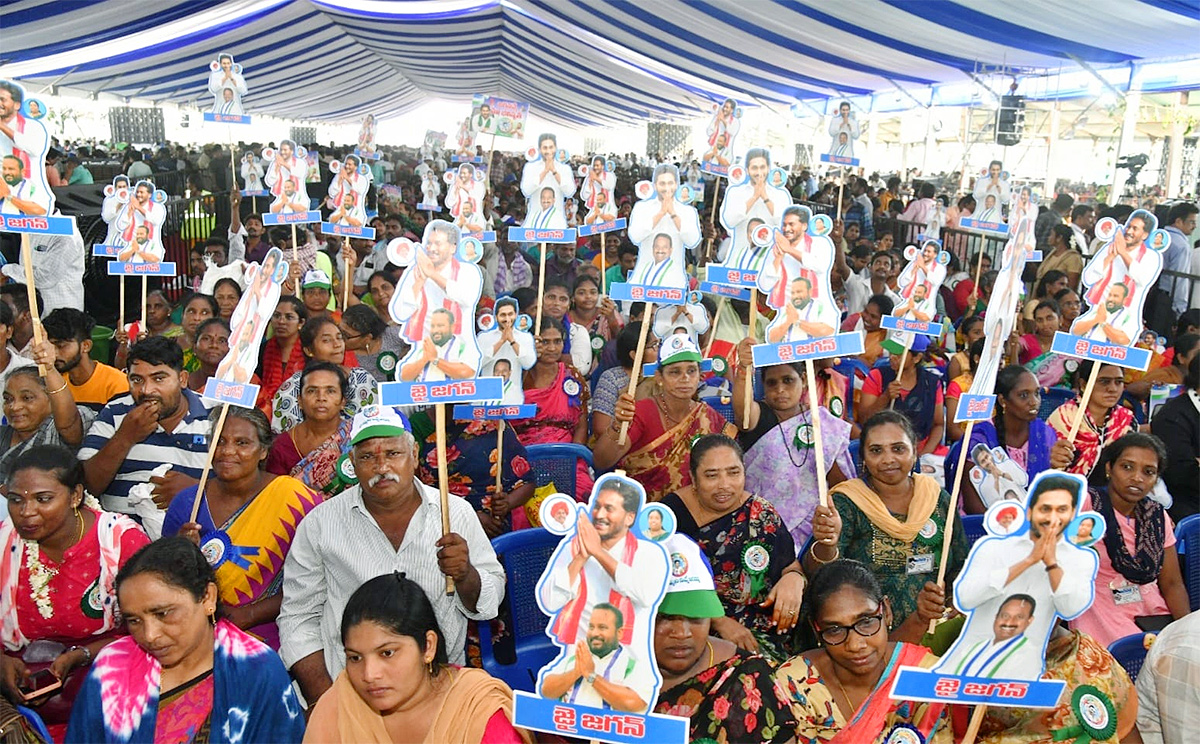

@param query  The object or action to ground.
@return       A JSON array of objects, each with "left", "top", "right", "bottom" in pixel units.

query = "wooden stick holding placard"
[
  {"left": 494, "top": 419, "right": 505, "bottom": 495},
  {"left": 929, "top": 417, "right": 975, "bottom": 634},
  {"left": 19, "top": 234, "right": 46, "bottom": 377},
  {"left": 342, "top": 237, "right": 353, "bottom": 311},
  {"left": 189, "top": 403, "right": 231, "bottom": 523},
  {"left": 805, "top": 359, "right": 829, "bottom": 507},
  {"left": 835, "top": 171, "right": 846, "bottom": 222},
  {"left": 617, "top": 301, "right": 654, "bottom": 445},
  {"left": 962, "top": 705, "right": 988, "bottom": 744},
  {"left": 700, "top": 177, "right": 723, "bottom": 266},
  {"left": 889, "top": 344, "right": 911, "bottom": 410},
  {"left": 290, "top": 224, "right": 299, "bottom": 265},
  {"left": 743, "top": 288, "right": 759, "bottom": 429},
  {"left": 435, "top": 403, "right": 455, "bottom": 596},
  {"left": 1067, "top": 362, "right": 1102, "bottom": 444},
  {"left": 118, "top": 276, "right": 126, "bottom": 337},
  {"left": 140, "top": 277, "right": 148, "bottom": 334},
  {"left": 534, "top": 243, "right": 547, "bottom": 336},
  {"left": 599, "top": 231, "right": 607, "bottom": 296}
]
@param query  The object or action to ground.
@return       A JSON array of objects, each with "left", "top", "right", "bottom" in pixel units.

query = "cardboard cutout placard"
[
  {"left": 0, "top": 80, "right": 54, "bottom": 219},
  {"left": 962, "top": 161, "right": 1011, "bottom": 233},
  {"left": 969, "top": 443, "right": 1030, "bottom": 507},
  {"left": 701, "top": 99, "right": 741, "bottom": 175},
  {"left": 822, "top": 100, "right": 860, "bottom": 166},
  {"left": 264, "top": 140, "right": 309, "bottom": 208},
  {"left": 417, "top": 169, "right": 442, "bottom": 212},
  {"left": 652, "top": 302, "right": 710, "bottom": 347},
  {"left": 111, "top": 179, "right": 168, "bottom": 262},
  {"left": 240, "top": 152, "right": 267, "bottom": 196},
  {"left": 265, "top": 173, "right": 313, "bottom": 220},
  {"left": 453, "top": 116, "right": 479, "bottom": 162},
  {"left": 476, "top": 297, "right": 537, "bottom": 408},
  {"left": 608, "top": 164, "right": 699, "bottom": 307},
  {"left": 892, "top": 471, "right": 1102, "bottom": 708},
  {"left": 204, "top": 247, "right": 288, "bottom": 407},
  {"left": 577, "top": 156, "right": 626, "bottom": 236},
  {"left": 92, "top": 175, "right": 132, "bottom": 254},
  {"left": 204, "top": 53, "right": 249, "bottom": 124},
  {"left": 955, "top": 191, "right": 1038, "bottom": 422},
  {"left": 752, "top": 206, "right": 864, "bottom": 365},
  {"left": 514, "top": 474, "right": 685, "bottom": 744},
  {"left": 521, "top": 134, "right": 576, "bottom": 226},
  {"left": 1050, "top": 210, "right": 1166, "bottom": 371},
  {"left": 382, "top": 220, "right": 499, "bottom": 405},
  {"left": 444, "top": 162, "right": 486, "bottom": 223},
  {"left": 470, "top": 93, "right": 529, "bottom": 139},
  {"left": 321, "top": 155, "right": 375, "bottom": 239},
  {"left": 355, "top": 114, "right": 378, "bottom": 159},
  {"left": 421, "top": 129, "right": 447, "bottom": 162},
  {"left": 880, "top": 239, "right": 950, "bottom": 338},
  {"left": 709, "top": 147, "right": 793, "bottom": 287}
]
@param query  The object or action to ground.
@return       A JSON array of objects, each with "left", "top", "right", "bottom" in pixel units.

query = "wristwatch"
[{"left": 585, "top": 673, "right": 596, "bottom": 684}]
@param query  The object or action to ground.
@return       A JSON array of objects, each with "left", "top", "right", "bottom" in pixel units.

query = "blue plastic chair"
[
  {"left": 847, "top": 439, "right": 862, "bottom": 474},
  {"left": 1038, "top": 387, "right": 1076, "bottom": 421},
  {"left": 709, "top": 398, "right": 735, "bottom": 425},
  {"left": 834, "top": 357, "right": 871, "bottom": 382},
  {"left": 16, "top": 705, "right": 51, "bottom": 743},
  {"left": 477, "top": 529, "right": 561, "bottom": 694},
  {"left": 525, "top": 443, "right": 594, "bottom": 495},
  {"left": 1176, "top": 513, "right": 1200, "bottom": 611},
  {"left": 1108, "top": 633, "right": 1153, "bottom": 681},
  {"left": 962, "top": 514, "right": 986, "bottom": 547}
]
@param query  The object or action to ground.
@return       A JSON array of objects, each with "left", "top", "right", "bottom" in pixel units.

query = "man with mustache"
[
  {"left": 1073, "top": 281, "right": 1140, "bottom": 346},
  {"left": 541, "top": 475, "right": 668, "bottom": 664},
  {"left": 78, "top": 337, "right": 208, "bottom": 517},
  {"left": 0, "top": 153, "right": 47, "bottom": 215},
  {"left": 539, "top": 602, "right": 655, "bottom": 712},
  {"left": 397, "top": 308, "right": 478, "bottom": 383},
  {"left": 278, "top": 405, "right": 505, "bottom": 705},
  {"left": 944, "top": 594, "right": 1038, "bottom": 678},
  {"left": 936, "top": 474, "right": 1098, "bottom": 681},
  {"left": 768, "top": 276, "right": 837, "bottom": 343}
]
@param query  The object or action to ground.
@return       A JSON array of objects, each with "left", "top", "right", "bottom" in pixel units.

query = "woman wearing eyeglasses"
[
  {"left": 1046, "top": 359, "right": 1136, "bottom": 481},
  {"left": 510, "top": 317, "right": 593, "bottom": 500},
  {"left": 774, "top": 560, "right": 952, "bottom": 743}
]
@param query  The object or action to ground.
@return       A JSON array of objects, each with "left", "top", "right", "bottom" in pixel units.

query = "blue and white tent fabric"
[{"left": 2, "top": 0, "right": 1198, "bottom": 126}]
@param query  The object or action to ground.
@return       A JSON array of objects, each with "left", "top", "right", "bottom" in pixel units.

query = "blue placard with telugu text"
[
  {"left": 819, "top": 152, "right": 860, "bottom": 166},
  {"left": 380, "top": 377, "right": 503, "bottom": 406},
  {"left": 0, "top": 214, "right": 75, "bottom": 236},
  {"left": 107, "top": 262, "right": 177, "bottom": 276},
  {"left": 512, "top": 692, "right": 687, "bottom": 744},
  {"left": 955, "top": 394, "right": 996, "bottom": 422},
  {"left": 263, "top": 210, "right": 321, "bottom": 226},
  {"left": 452, "top": 404, "right": 537, "bottom": 420},
  {"left": 960, "top": 217, "right": 1009, "bottom": 235},
  {"left": 577, "top": 218, "right": 627, "bottom": 237},
  {"left": 751, "top": 332, "right": 865, "bottom": 367},
  {"left": 1051, "top": 331, "right": 1151, "bottom": 372},
  {"left": 608, "top": 282, "right": 688, "bottom": 306},
  {"left": 697, "top": 281, "right": 752, "bottom": 301},
  {"left": 321, "top": 222, "right": 376, "bottom": 239},
  {"left": 881, "top": 315, "right": 941, "bottom": 337},
  {"left": 704, "top": 264, "right": 760, "bottom": 289},
  {"left": 203, "top": 112, "right": 251, "bottom": 125},
  {"left": 92, "top": 244, "right": 122, "bottom": 257},
  {"left": 891, "top": 667, "right": 1066, "bottom": 709},
  {"left": 202, "top": 378, "right": 259, "bottom": 409},
  {"left": 507, "top": 226, "right": 577, "bottom": 244}
]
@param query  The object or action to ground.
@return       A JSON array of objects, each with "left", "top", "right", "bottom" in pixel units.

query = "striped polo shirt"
[{"left": 78, "top": 388, "right": 212, "bottom": 514}]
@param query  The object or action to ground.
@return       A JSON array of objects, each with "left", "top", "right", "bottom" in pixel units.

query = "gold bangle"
[
  {"left": 47, "top": 380, "right": 68, "bottom": 395},
  {"left": 809, "top": 542, "right": 839, "bottom": 565}
]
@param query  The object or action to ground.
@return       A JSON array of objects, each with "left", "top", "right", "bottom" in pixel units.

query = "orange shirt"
[{"left": 69, "top": 362, "right": 129, "bottom": 409}]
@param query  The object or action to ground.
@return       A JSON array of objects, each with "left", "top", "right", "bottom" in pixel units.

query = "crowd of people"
[{"left": 3, "top": 132, "right": 1199, "bottom": 744}]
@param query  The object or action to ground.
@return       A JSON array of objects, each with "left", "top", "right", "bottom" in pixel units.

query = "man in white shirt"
[
  {"left": 523, "top": 186, "right": 565, "bottom": 230},
  {"left": 0, "top": 154, "right": 47, "bottom": 215},
  {"left": 392, "top": 220, "right": 483, "bottom": 345},
  {"left": 521, "top": 133, "right": 576, "bottom": 217},
  {"left": 278, "top": 405, "right": 504, "bottom": 704},
  {"left": 1073, "top": 282, "right": 1141, "bottom": 346},
  {"left": 1136, "top": 608, "right": 1200, "bottom": 744},
  {"left": 478, "top": 298, "right": 535, "bottom": 401},
  {"left": 397, "top": 308, "right": 479, "bottom": 383},
  {"left": 942, "top": 594, "right": 1040, "bottom": 678},
  {"left": 767, "top": 276, "right": 836, "bottom": 343}
]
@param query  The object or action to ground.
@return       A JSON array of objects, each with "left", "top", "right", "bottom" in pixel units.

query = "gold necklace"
[{"left": 75, "top": 509, "right": 84, "bottom": 544}]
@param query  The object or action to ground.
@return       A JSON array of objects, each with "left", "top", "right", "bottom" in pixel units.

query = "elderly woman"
[
  {"left": 186, "top": 318, "right": 245, "bottom": 395},
  {"left": 1, "top": 446, "right": 149, "bottom": 740},
  {"left": 66, "top": 538, "right": 305, "bottom": 743},
  {"left": 595, "top": 333, "right": 737, "bottom": 501},
  {"left": 731, "top": 342, "right": 854, "bottom": 548},
  {"left": 0, "top": 341, "right": 94, "bottom": 484},
  {"left": 857, "top": 334, "right": 945, "bottom": 456},
  {"left": 821, "top": 411, "right": 965, "bottom": 642},
  {"left": 1071, "top": 433, "right": 1189, "bottom": 646},
  {"left": 164, "top": 406, "right": 322, "bottom": 649},
  {"left": 304, "top": 573, "right": 527, "bottom": 743},
  {"left": 266, "top": 362, "right": 353, "bottom": 496},
  {"left": 774, "top": 560, "right": 952, "bottom": 743},
  {"left": 947, "top": 366, "right": 1074, "bottom": 513},
  {"left": 213, "top": 277, "right": 243, "bottom": 322},
  {"left": 510, "top": 317, "right": 593, "bottom": 500},
  {"left": 257, "top": 295, "right": 309, "bottom": 411},
  {"left": 1047, "top": 359, "right": 1136, "bottom": 481},
  {"left": 660, "top": 435, "right": 810, "bottom": 663},
  {"left": 653, "top": 533, "right": 797, "bottom": 743},
  {"left": 271, "top": 316, "right": 376, "bottom": 434}
]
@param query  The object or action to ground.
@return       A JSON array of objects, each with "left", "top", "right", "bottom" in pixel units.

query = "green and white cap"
[
  {"left": 302, "top": 269, "right": 332, "bottom": 289},
  {"left": 657, "top": 533, "right": 725, "bottom": 618},
  {"left": 349, "top": 405, "right": 412, "bottom": 446}
]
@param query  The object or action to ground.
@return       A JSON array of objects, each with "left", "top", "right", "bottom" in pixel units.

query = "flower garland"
[{"left": 24, "top": 540, "right": 57, "bottom": 619}]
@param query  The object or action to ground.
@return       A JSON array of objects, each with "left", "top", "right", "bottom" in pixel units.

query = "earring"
[{"left": 208, "top": 609, "right": 217, "bottom": 625}]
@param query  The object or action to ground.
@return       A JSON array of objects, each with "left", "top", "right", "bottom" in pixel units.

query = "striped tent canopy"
[{"left": 2, "top": 0, "right": 1198, "bottom": 126}]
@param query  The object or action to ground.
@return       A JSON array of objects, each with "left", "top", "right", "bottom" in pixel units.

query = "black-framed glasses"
[{"left": 815, "top": 610, "right": 884, "bottom": 646}]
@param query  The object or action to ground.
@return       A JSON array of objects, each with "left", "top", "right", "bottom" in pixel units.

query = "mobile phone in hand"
[{"left": 19, "top": 669, "right": 62, "bottom": 700}]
